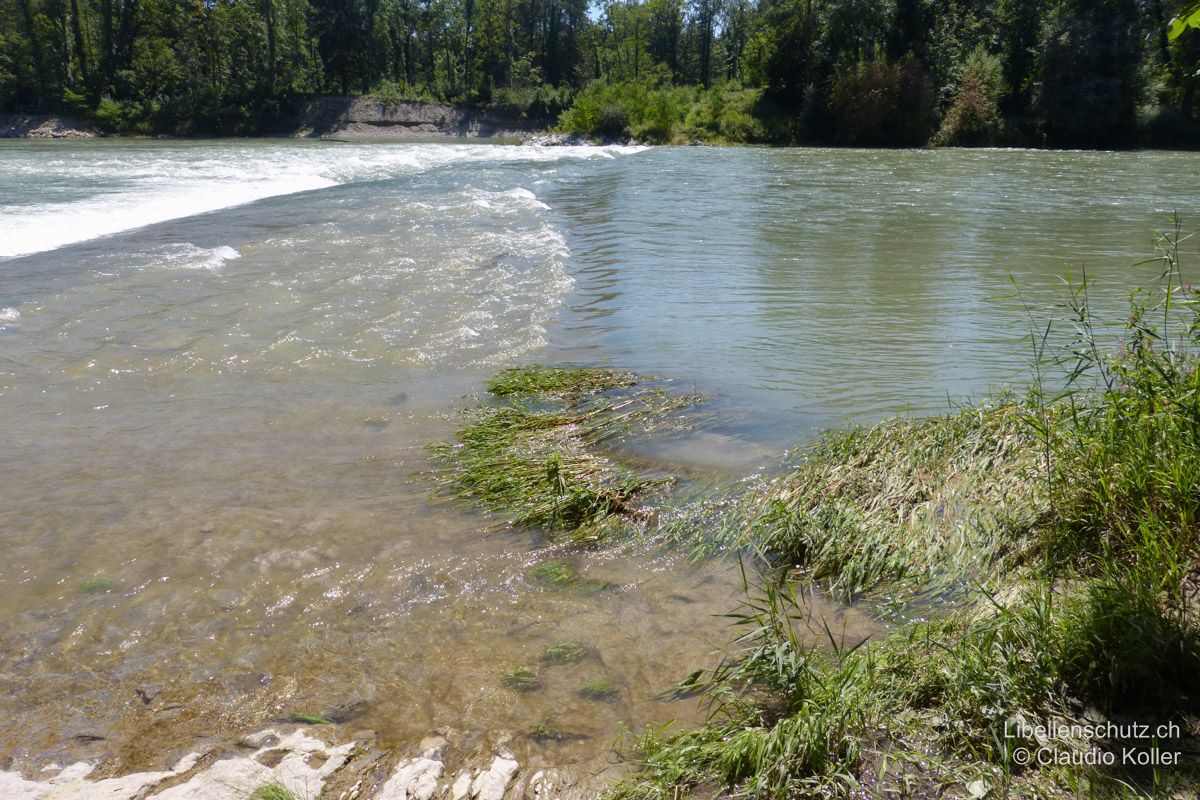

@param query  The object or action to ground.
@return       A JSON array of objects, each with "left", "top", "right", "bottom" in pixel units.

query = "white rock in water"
[
  {"left": 0, "top": 769, "right": 53, "bottom": 800},
  {"left": 470, "top": 754, "right": 519, "bottom": 800},
  {"left": 0, "top": 753, "right": 194, "bottom": 800},
  {"left": 376, "top": 756, "right": 444, "bottom": 800},
  {"left": 155, "top": 729, "right": 354, "bottom": 800},
  {"left": 530, "top": 770, "right": 548, "bottom": 799},
  {"left": 451, "top": 771, "right": 473, "bottom": 800},
  {"left": 0, "top": 728, "right": 354, "bottom": 800},
  {"left": 50, "top": 762, "right": 95, "bottom": 783}
]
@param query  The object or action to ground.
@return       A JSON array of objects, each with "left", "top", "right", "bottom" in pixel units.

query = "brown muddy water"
[{"left": 1, "top": 140, "right": 1199, "bottom": 778}]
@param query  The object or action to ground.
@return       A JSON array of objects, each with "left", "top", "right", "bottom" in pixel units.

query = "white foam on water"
[
  {"left": 0, "top": 143, "right": 645, "bottom": 259},
  {"left": 468, "top": 186, "right": 550, "bottom": 212},
  {"left": 156, "top": 243, "right": 242, "bottom": 271},
  {"left": 0, "top": 307, "right": 19, "bottom": 322},
  {"left": 1, "top": 168, "right": 334, "bottom": 259}
]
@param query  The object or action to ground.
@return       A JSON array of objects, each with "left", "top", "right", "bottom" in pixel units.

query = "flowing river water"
[{"left": 1, "top": 140, "right": 1199, "bottom": 778}]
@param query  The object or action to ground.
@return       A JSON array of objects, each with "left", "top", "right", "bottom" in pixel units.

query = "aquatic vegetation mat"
[
  {"left": 433, "top": 365, "right": 701, "bottom": 539},
  {"left": 742, "top": 401, "right": 1048, "bottom": 600}
]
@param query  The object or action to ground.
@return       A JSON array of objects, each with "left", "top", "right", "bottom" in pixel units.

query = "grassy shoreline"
[
  {"left": 615, "top": 227, "right": 1200, "bottom": 798},
  {"left": 438, "top": 225, "right": 1200, "bottom": 797}
]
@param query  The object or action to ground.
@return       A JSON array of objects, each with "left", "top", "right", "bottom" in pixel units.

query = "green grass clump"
[
  {"left": 579, "top": 679, "right": 619, "bottom": 700},
  {"left": 81, "top": 576, "right": 117, "bottom": 595},
  {"left": 486, "top": 364, "right": 638, "bottom": 399},
  {"left": 529, "top": 720, "right": 565, "bottom": 742},
  {"left": 502, "top": 666, "right": 541, "bottom": 691},
  {"left": 248, "top": 782, "right": 301, "bottom": 800},
  {"left": 433, "top": 366, "right": 698, "bottom": 539},
  {"left": 615, "top": 575, "right": 1200, "bottom": 799},
  {"left": 530, "top": 561, "right": 579, "bottom": 588},
  {"left": 288, "top": 712, "right": 333, "bottom": 725},
  {"left": 647, "top": 395, "right": 1049, "bottom": 603},
  {"left": 543, "top": 641, "right": 588, "bottom": 663}
]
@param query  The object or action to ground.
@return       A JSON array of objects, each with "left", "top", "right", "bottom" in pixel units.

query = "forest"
[{"left": 2, "top": 0, "right": 1200, "bottom": 146}]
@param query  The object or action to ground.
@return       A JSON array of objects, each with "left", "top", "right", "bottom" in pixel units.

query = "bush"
[
  {"left": 933, "top": 47, "right": 1004, "bottom": 146},
  {"left": 487, "top": 84, "right": 573, "bottom": 123},
  {"left": 368, "top": 79, "right": 438, "bottom": 103},
  {"left": 680, "top": 82, "right": 766, "bottom": 143},
  {"left": 557, "top": 79, "right": 766, "bottom": 144},
  {"left": 92, "top": 97, "right": 128, "bottom": 132}
]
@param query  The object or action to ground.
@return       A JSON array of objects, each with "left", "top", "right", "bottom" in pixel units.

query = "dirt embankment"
[{"left": 298, "top": 97, "right": 544, "bottom": 140}]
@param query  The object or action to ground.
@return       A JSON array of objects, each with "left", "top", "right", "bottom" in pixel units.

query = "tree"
[{"left": 1036, "top": 0, "right": 1143, "bottom": 146}]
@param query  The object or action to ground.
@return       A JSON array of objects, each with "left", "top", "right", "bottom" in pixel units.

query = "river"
[{"left": 0, "top": 139, "right": 1197, "bottom": 775}]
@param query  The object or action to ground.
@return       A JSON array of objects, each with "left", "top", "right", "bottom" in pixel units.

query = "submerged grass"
[
  {"left": 433, "top": 365, "right": 699, "bottom": 540},
  {"left": 579, "top": 679, "right": 620, "bottom": 700},
  {"left": 610, "top": 221, "right": 1200, "bottom": 798},
  {"left": 81, "top": 576, "right": 117, "bottom": 595},
  {"left": 544, "top": 641, "right": 588, "bottom": 663},
  {"left": 486, "top": 365, "right": 639, "bottom": 399},
  {"left": 529, "top": 560, "right": 580, "bottom": 588},
  {"left": 501, "top": 666, "right": 541, "bottom": 691}
]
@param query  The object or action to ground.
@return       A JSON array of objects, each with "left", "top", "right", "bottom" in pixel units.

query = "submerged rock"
[{"left": 469, "top": 754, "right": 520, "bottom": 800}]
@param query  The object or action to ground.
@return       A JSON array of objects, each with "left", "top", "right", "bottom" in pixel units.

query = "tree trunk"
[
  {"left": 70, "top": 0, "right": 90, "bottom": 88},
  {"left": 16, "top": 0, "right": 49, "bottom": 105},
  {"left": 261, "top": 0, "right": 277, "bottom": 94}
]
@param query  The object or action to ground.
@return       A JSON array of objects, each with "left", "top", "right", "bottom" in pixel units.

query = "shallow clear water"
[{"left": 1, "top": 139, "right": 1198, "bottom": 773}]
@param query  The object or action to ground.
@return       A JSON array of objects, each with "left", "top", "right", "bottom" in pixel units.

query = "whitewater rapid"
[{"left": 0, "top": 141, "right": 642, "bottom": 259}]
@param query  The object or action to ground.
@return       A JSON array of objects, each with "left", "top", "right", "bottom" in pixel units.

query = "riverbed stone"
[
  {"left": 0, "top": 729, "right": 351, "bottom": 800},
  {"left": 451, "top": 770, "right": 473, "bottom": 800},
  {"left": 0, "top": 752, "right": 200, "bottom": 800},
  {"left": 470, "top": 754, "right": 519, "bottom": 800},
  {"left": 156, "top": 729, "right": 354, "bottom": 799},
  {"left": 376, "top": 756, "right": 443, "bottom": 800}
]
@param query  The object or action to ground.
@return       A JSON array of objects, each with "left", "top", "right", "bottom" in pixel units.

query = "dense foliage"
[{"left": 2, "top": 0, "right": 1198, "bottom": 141}]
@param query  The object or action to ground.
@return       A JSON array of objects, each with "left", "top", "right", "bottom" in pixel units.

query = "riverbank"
[
  {"left": 0, "top": 113, "right": 98, "bottom": 138},
  {"left": 0, "top": 99, "right": 555, "bottom": 141},
  {"left": 427, "top": 228, "right": 1200, "bottom": 797},
  {"left": 4, "top": 92, "right": 1195, "bottom": 148},
  {"left": 598, "top": 234, "right": 1200, "bottom": 797},
  {"left": 0, "top": 99, "right": 617, "bottom": 143}
]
